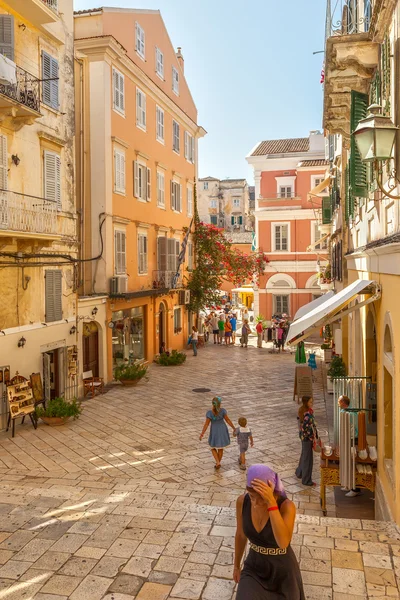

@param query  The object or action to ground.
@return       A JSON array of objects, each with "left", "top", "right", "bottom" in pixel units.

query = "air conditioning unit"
[
  {"left": 110, "top": 275, "right": 128, "bottom": 294},
  {"left": 179, "top": 290, "right": 190, "bottom": 305}
]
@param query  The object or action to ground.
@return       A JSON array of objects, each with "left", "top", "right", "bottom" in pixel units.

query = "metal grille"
[{"left": 0, "top": 65, "right": 40, "bottom": 113}]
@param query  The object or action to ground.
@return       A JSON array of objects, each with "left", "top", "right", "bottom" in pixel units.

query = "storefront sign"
[{"left": 293, "top": 366, "right": 313, "bottom": 403}]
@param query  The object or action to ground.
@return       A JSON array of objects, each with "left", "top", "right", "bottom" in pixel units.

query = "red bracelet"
[{"left": 267, "top": 505, "right": 279, "bottom": 512}]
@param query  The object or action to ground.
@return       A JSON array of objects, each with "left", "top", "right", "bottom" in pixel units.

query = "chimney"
[{"left": 176, "top": 47, "right": 184, "bottom": 73}]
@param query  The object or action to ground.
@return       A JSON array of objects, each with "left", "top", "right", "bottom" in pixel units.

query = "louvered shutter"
[
  {"left": 345, "top": 163, "right": 350, "bottom": 223},
  {"left": 239, "top": 216, "right": 243, "bottom": 225},
  {"left": 184, "top": 132, "right": 189, "bottom": 159},
  {"left": 177, "top": 184, "right": 181, "bottom": 212},
  {"left": 45, "top": 270, "right": 62, "bottom": 322},
  {"left": 143, "top": 235, "right": 148, "bottom": 272},
  {"left": 114, "top": 151, "right": 120, "bottom": 191},
  {"left": 231, "top": 216, "right": 235, "bottom": 225},
  {"left": 115, "top": 230, "right": 121, "bottom": 273},
  {"left": 44, "top": 151, "right": 61, "bottom": 209},
  {"left": 0, "top": 134, "right": 7, "bottom": 190},
  {"left": 158, "top": 236, "right": 167, "bottom": 271},
  {"left": 338, "top": 241, "right": 343, "bottom": 281},
  {"left": 171, "top": 181, "right": 175, "bottom": 210},
  {"left": 322, "top": 196, "right": 332, "bottom": 224},
  {"left": 146, "top": 167, "right": 151, "bottom": 201},
  {"left": 350, "top": 90, "right": 368, "bottom": 197},
  {"left": 112, "top": 69, "right": 119, "bottom": 110},
  {"left": 0, "top": 15, "right": 14, "bottom": 60},
  {"left": 167, "top": 238, "right": 175, "bottom": 271},
  {"left": 119, "top": 72, "right": 124, "bottom": 112},
  {"left": 138, "top": 235, "right": 142, "bottom": 273},
  {"left": 133, "top": 161, "right": 139, "bottom": 197},
  {"left": 191, "top": 136, "right": 195, "bottom": 163},
  {"left": 42, "top": 52, "right": 59, "bottom": 109}
]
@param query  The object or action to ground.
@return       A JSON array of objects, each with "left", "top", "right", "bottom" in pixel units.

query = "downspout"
[{"left": 75, "top": 55, "right": 85, "bottom": 294}]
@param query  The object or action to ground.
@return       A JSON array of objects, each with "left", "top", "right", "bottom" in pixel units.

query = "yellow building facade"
[
  {"left": 0, "top": 0, "right": 77, "bottom": 419},
  {"left": 74, "top": 7, "right": 205, "bottom": 382}
]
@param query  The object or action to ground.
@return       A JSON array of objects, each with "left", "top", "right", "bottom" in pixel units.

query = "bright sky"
[{"left": 73, "top": 0, "right": 326, "bottom": 183}]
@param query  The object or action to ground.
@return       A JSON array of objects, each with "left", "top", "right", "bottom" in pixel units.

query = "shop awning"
[
  {"left": 307, "top": 176, "right": 330, "bottom": 202},
  {"left": 307, "top": 233, "right": 330, "bottom": 252},
  {"left": 293, "top": 291, "right": 335, "bottom": 321},
  {"left": 287, "top": 280, "right": 381, "bottom": 345}
]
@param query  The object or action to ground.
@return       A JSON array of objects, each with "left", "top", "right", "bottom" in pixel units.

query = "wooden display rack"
[{"left": 6, "top": 375, "right": 37, "bottom": 438}]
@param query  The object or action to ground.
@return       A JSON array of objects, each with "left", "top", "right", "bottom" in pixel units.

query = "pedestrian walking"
[
  {"left": 277, "top": 324, "right": 284, "bottom": 352},
  {"left": 191, "top": 326, "right": 198, "bottom": 356},
  {"left": 234, "top": 464, "right": 305, "bottom": 599},
  {"left": 256, "top": 320, "right": 263, "bottom": 348},
  {"left": 224, "top": 317, "right": 232, "bottom": 345},
  {"left": 230, "top": 313, "right": 237, "bottom": 344},
  {"left": 295, "top": 396, "right": 318, "bottom": 486},
  {"left": 240, "top": 319, "right": 251, "bottom": 348},
  {"left": 210, "top": 312, "right": 219, "bottom": 344},
  {"left": 233, "top": 417, "right": 254, "bottom": 470},
  {"left": 199, "top": 396, "right": 235, "bottom": 469},
  {"left": 218, "top": 314, "right": 225, "bottom": 345}
]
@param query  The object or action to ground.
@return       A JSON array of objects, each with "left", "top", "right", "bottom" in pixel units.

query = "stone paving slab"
[{"left": 0, "top": 339, "right": 396, "bottom": 598}]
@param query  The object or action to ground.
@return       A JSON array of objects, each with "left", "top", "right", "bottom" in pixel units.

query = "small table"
[{"left": 320, "top": 455, "right": 376, "bottom": 515}]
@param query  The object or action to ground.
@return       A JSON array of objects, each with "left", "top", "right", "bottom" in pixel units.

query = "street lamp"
[{"left": 353, "top": 104, "right": 400, "bottom": 199}]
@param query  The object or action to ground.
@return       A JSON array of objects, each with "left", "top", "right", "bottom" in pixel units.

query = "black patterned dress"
[{"left": 236, "top": 494, "right": 305, "bottom": 600}]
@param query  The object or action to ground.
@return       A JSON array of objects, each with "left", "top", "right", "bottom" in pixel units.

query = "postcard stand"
[{"left": 6, "top": 374, "right": 37, "bottom": 438}]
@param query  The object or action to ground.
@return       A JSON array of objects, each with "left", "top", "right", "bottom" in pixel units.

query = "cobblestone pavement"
[{"left": 0, "top": 338, "right": 398, "bottom": 599}]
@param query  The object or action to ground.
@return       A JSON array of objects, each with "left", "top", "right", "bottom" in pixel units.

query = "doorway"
[
  {"left": 43, "top": 348, "right": 66, "bottom": 402},
  {"left": 83, "top": 324, "right": 99, "bottom": 377},
  {"left": 159, "top": 302, "right": 166, "bottom": 352}
]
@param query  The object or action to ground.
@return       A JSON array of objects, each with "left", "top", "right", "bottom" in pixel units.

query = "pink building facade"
[{"left": 246, "top": 132, "right": 328, "bottom": 320}]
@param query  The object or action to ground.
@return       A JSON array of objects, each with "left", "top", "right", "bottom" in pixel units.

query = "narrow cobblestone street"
[{"left": 0, "top": 340, "right": 398, "bottom": 599}]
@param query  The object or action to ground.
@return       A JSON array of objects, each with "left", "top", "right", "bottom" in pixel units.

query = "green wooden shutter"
[
  {"left": 345, "top": 164, "right": 350, "bottom": 223},
  {"left": 231, "top": 216, "right": 234, "bottom": 225},
  {"left": 0, "top": 15, "right": 14, "bottom": 60},
  {"left": 350, "top": 90, "right": 368, "bottom": 197},
  {"left": 322, "top": 197, "right": 332, "bottom": 224},
  {"left": 239, "top": 216, "right": 243, "bottom": 225}
]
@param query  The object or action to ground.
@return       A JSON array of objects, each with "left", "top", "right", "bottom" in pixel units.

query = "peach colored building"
[
  {"left": 246, "top": 131, "right": 328, "bottom": 319},
  {"left": 74, "top": 7, "right": 205, "bottom": 382}
]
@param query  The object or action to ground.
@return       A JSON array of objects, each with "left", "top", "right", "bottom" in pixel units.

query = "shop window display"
[{"left": 112, "top": 307, "right": 144, "bottom": 367}]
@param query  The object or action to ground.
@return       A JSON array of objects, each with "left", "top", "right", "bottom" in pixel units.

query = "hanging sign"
[{"left": 293, "top": 366, "right": 313, "bottom": 403}]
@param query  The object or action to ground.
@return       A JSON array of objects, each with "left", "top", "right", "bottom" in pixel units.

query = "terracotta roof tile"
[
  {"left": 251, "top": 137, "right": 309, "bottom": 156},
  {"left": 74, "top": 7, "right": 102, "bottom": 15},
  {"left": 298, "top": 159, "right": 329, "bottom": 167}
]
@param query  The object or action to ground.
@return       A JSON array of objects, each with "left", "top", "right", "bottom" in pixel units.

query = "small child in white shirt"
[{"left": 233, "top": 417, "right": 254, "bottom": 470}]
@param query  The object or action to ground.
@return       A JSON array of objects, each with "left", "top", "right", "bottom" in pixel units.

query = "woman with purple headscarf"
[{"left": 234, "top": 464, "right": 305, "bottom": 599}]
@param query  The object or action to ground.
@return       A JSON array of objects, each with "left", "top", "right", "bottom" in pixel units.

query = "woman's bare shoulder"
[
  {"left": 281, "top": 498, "right": 296, "bottom": 513},
  {"left": 236, "top": 493, "right": 246, "bottom": 508}
]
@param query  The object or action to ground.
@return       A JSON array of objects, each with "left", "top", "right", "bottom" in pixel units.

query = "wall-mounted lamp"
[
  {"left": 18, "top": 23, "right": 26, "bottom": 31},
  {"left": 91, "top": 306, "right": 98, "bottom": 317},
  {"left": 353, "top": 104, "right": 400, "bottom": 200},
  {"left": 18, "top": 336, "right": 26, "bottom": 348},
  {"left": 11, "top": 154, "right": 20, "bottom": 166},
  {"left": 69, "top": 325, "right": 77, "bottom": 335}
]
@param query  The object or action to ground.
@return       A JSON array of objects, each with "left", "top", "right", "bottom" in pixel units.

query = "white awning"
[
  {"left": 307, "top": 176, "right": 331, "bottom": 202},
  {"left": 307, "top": 233, "right": 330, "bottom": 252},
  {"left": 232, "top": 287, "right": 254, "bottom": 293},
  {"left": 287, "top": 280, "right": 381, "bottom": 345},
  {"left": 293, "top": 291, "right": 335, "bottom": 321}
]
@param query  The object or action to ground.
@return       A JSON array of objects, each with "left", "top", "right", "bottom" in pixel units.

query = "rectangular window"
[
  {"left": 188, "top": 241, "right": 193, "bottom": 270},
  {"left": 138, "top": 233, "right": 148, "bottom": 274},
  {"left": 312, "top": 221, "right": 327, "bottom": 250},
  {"left": 134, "top": 161, "right": 150, "bottom": 201},
  {"left": 155, "top": 47, "right": 164, "bottom": 79},
  {"left": 135, "top": 22, "right": 145, "bottom": 59},
  {"left": 112, "top": 68, "right": 125, "bottom": 115},
  {"left": 210, "top": 199, "right": 217, "bottom": 208},
  {"left": 156, "top": 106, "right": 164, "bottom": 142},
  {"left": 279, "top": 186, "right": 292, "bottom": 198},
  {"left": 157, "top": 236, "right": 167, "bottom": 271},
  {"left": 210, "top": 215, "right": 217, "bottom": 225},
  {"left": 173, "top": 120, "right": 180, "bottom": 153},
  {"left": 0, "top": 134, "right": 8, "bottom": 191},
  {"left": 233, "top": 198, "right": 240, "bottom": 208},
  {"left": 204, "top": 181, "right": 209, "bottom": 190},
  {"left": 0, "top": 15, "right": 14, "bottom": 60},
  {"left": 45, "top": 270, "right": 62, "bottom": 322},
  {"left": 114, "top": 149, "right": 126, "bottom": 194},
  {"left": 136, "top": 88, "right": 146, "bottom": 130},
  {"left": 273, "top": 224, "right": 289, "bottom": 251},
  {"left": 157, "top": 171, "right": 165, "bottom": 207},
  {"left": 184, "top": 132, "right": 195, "bottom": 162},
  {"left": 44, "top": 150, "right": 61, "bottom": 209},
  {"left": 231, "top": 215, "right": 243, "bottom": 226},
  {"left": 274, "top": 295, "right": 289, "bottom": 315},
  {"left": 172, "top": 66, "right": 179, "bottom": 95},
  {"left": 114, "top": 229, "right": 126, "bottom": 275},
  {"left": 42, "top": 51, "right": 59, "bottom": 110},
  {"left": 167, "top": 238, "right": 180, "bottom": 272},
  {"left": 174, "top": 307, "right": 182, "bottom": 333},
  {"left": 187, "top": 186, "right": 193, "bottom": 217},
  {"left": 171, "top": 181, "right": 182, "bottom": 212}
]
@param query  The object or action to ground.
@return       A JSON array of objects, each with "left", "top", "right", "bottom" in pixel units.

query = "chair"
[{"left": 83, "top": 370, "right": 104, "bottom": 398}]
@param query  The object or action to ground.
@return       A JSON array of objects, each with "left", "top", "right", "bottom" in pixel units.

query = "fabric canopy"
[
  {"left": 232, "top": 287, "right": 254, "bottom": 293},
  {"left": 287, "top": 280, "right": 381, "bottom": 345},
  {"left": 293, "top": 290, "right": 335, "bottom": 321},
  {"left": 307, "top": 176, "right": 330, "bottom": 202}
]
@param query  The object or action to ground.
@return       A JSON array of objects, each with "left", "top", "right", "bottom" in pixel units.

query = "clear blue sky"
[{"left": 73, "top": 0, "right": 326, "bottom": 183}]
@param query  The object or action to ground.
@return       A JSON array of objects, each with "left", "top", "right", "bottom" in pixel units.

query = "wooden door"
[{"left": 83, "top": 331, "right": 99, "bottom": 377}]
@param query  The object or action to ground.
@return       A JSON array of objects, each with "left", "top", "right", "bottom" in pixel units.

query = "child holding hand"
[{"left": 234, "top": 417, "right": 254, "bottom": 470}]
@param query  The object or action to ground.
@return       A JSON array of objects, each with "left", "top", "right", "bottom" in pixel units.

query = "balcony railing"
[
  {"left": 0, "top": 65, "right": 40, "bottom": 114},
  {"left": 0, "top": 190, "right": 57, "bottom": 235},
  {"left": 326, "top": 0, "right": 373, "bottom": 38},
  {"left": 42, "top": 0, "right": 58, "bottom": 13},
  {"left": 152, "top": 270, "right": 182, "bottom": 290},
  {"left": 260, "top": 192, "right": 300, "bottom": 200}
]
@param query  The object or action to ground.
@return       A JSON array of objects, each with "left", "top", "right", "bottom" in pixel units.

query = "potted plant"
[
  {"left": 326, "top": 355, "right": 347, "bottom": 394},
  {"left": 36, "top": 397, "right": 81, "bottom": 426},
  {"left": 114, "top": 361, "right": 148, "bottom": 386},
  {"left": 154, "top": 349, "right": 187, "bottom": 366}
]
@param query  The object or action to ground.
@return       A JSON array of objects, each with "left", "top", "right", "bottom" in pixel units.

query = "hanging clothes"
[
  {"left": 0, "top": 54, "right": 17, "bottom": 86},
  {"left": 358, "top": 412, "right": 367, "bottom": 451},
  {"left": 308, "top": 352, "right": 317, "bottom": 370},
  {"left": 295, "top": 342, "right": 306, "bottom": 364}
]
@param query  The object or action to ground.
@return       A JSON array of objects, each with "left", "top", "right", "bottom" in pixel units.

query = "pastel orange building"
[
  {"left": 74, "top": 7, "right": 205, "bottom": 381},
  {"left": 246, "top": 132, "right": 328, "bottom": 320}
]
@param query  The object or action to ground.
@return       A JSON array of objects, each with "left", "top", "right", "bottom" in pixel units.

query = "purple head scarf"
[{"left": 246, "top": 464, "right": 286, "bottom": 498}]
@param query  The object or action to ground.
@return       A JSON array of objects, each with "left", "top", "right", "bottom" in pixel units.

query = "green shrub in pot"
[
  {"left": 154, "top": 350, "right": 187, "bottom": 366},
  {"left": 327, "top": 356, "right": 346, "bottom": 380},
  {"left": 36, "top": 397, "right": 82, "bottom": 420},
  {"left": 114, "top": 361, "right": 148, "bottom": 382}
]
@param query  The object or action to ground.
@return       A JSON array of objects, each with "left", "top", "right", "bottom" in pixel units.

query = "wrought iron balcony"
[
  {"left": 326, "top": 0, "right": 373, "bottom": 38},
  {"left": 152, "top": 270, "right": 182, "bottom": 290},
  {"left": 43, "top": 0, "right": 58, "bottom": 12},
  {"left": 0, "top": 65, "right": 40, "bottom": 118},
  {"left": 0, "top": 190, "right": 57, "bottom": 237}
]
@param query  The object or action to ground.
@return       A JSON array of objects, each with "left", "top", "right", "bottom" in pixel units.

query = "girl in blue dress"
[{"left": 199, "top": 396, "right": 235, "bottom": 469}]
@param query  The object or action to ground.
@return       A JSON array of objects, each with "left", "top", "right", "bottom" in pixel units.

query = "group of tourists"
[{"left": 204, "top": 311, "right": 252, "bottom": 348}]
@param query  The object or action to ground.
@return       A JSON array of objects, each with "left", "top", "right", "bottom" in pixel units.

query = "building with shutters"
[
  {"left": 318, "top": 0, "right": 400, "bottom": 525},
  {"left": 0, "top": 0, "right": 77, "bottom": 407},
  {"left": 197, "top": 177, "right": 252, "bottom": 232},
  {"left": 74, "top": 7, "right": 205, "bottom": 379},
  {"left": 246, "top": 131, "right": 328, "bottom": 320}
]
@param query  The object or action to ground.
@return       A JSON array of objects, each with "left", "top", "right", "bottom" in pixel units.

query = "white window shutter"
[
  {"left": 143, "top": 93, "right": 146, "bottom": 127},
  {"left": 0, "top": 134, "right": 7, "bottom": 190},
  {"left": 184, "top": 132, "right": 188, "bottom": 159},
  {"left": 191, "top": 136, "right": 195, "bottom": 163},
  {"left": 178, "top": 184, "right": 181, "bottom": 212},
  {"left": 44, "top": 151, "right": 61, "bottom": 209},
  {"left": 42, "top": 51, "right": 52, "bottom": 107},
  {"left": 119, "top": 72, "right": 124, "bottom": 111},
  {"left": 171, "top": 181, "right": 175, "bottom": 210},
  {"left": 115, "top": 230, "right": 121, "bottom": 273},
  {"left": 114, "top": 151, "right": 120, "bottom": 191},
  {"left": 143, "top": 235, "right": 148, "bottom": 272},
  {"left": 146, "top": 167, "right": 151, "bottom": 201},
  {"left": 55, "top": 154, "right": 61, "bottom": 209},
  {"left": 134, "top": 161, "right": 139, "bottom": 197},
  {"left": 120, "top": 153, "right": 125, "bottom": 193},
  {"left": 113, "top": 69, "right": 118, "bottom": 110}
]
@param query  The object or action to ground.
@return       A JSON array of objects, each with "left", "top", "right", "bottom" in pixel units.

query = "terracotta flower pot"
[{"left": 40, "top": 416, "right": 70, "bottom": 426}]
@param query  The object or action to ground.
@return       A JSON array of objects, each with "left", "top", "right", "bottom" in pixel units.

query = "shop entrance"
[
  {"left": 83, "top": 322, "right": 99, "bottom": 377},
  {"left": 43, "top": 348, "right": 66, "bottom": 402},
  {"left": 159, "top": 302, "right": 166, "bottom": 352},
  {"left": 0, "top": 366, "right": 10, "bottom": 430}
]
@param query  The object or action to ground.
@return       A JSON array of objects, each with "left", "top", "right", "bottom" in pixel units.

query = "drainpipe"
[{"left": 75, "top": 55, "right": 85, "bottom": 294}]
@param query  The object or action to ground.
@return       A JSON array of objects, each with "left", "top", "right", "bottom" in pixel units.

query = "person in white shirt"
[
  {"left": 210, "top": 313, "right": 219, "bottom": 344},
  {"left": 191, "top": 326, "right": 199, "bottom": 356}
]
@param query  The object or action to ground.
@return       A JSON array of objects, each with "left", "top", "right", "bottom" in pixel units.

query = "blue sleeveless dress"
[{"left": 206, "top": 408, "right": 230, "bottom": 449}]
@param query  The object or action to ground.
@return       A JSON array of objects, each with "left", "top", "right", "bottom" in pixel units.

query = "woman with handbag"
[{"left": 295, "top": 396, "right": 318, "bottom": 486}]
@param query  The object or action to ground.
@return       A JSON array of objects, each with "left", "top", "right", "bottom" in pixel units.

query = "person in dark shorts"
[{"left": 234, "top": 417, "right": 254, "bottom": 470}]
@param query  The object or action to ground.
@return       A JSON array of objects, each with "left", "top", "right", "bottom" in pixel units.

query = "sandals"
[{"left": 214, "top": 464, "right": 221, "bottom": 470}]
